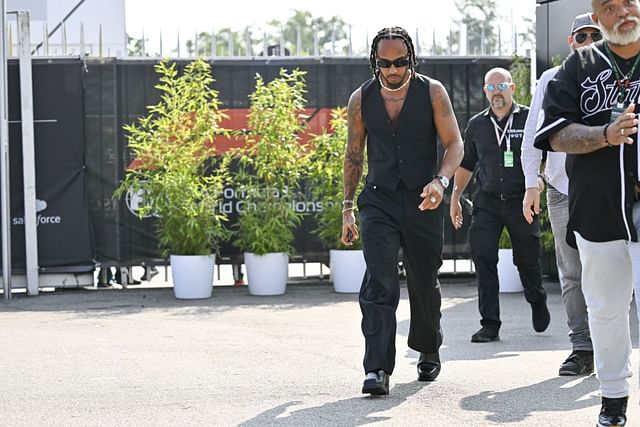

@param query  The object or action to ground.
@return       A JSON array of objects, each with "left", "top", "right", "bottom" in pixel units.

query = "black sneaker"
[
  {"left": 471, "top": 327, "right": 500, "bottom": 343},
  {"left": 558, "top": 350, "right": 594, "bottom": 376},
  {"left": 531, "top": 301, "right": 551, "bottom": 332},
  {"left": 362, "top": 370, "right": 389, "bottom": 395},
  {"left": 597, "top": 396, "right": 628, "bottom": 427}
]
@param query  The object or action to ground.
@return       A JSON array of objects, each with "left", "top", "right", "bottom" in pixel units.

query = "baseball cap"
[{"left": 571, "top": 12, "right": 599, "bottom": 34}]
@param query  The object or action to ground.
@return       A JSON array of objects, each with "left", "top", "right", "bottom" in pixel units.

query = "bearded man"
[
  {"left": 535, "top": 1, "right": 640, "bottom": 425},
  {"left": 450, "top": 67, "right": 549, "bottom": 344}
]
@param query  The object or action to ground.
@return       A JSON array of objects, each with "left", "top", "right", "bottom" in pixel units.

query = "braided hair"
[{"left": 369, "top": 27, "right": 418, "bottom": 78}]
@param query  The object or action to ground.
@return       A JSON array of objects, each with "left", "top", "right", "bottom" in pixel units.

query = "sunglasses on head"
[
  {"left": 484, "top": 82, "right": 511, "bottom": 92},
  {"left": 574, "top": 31, "right": 603, "bottom": 43},
  {"left": 376, "top": 57, "right": 410, "bottom": 68}
]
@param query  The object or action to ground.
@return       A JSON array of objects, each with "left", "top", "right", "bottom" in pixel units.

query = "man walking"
[
  {"left": 535, "top": 1, "right": 640, "bottom": 424},
  {"left": 450, "top": 67, "right": 550, "bottom": 343},
  {"left": 521, "top": 12, "right": 600, "bottom": 377},
  {"left": 341, "top": 27, "right": 463, "bottom": 395}
]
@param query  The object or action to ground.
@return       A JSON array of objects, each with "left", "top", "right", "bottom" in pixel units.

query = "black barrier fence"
[
  {"left": 3, "top": 59, "right": 93, "bottom": 272},
  {"left": 7, "top": 56, "right": 515, "bottom": 271}
]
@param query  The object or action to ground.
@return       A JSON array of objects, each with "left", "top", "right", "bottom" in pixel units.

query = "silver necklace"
[{"left": 378, "top": 70, "right": 412, "bottom": 92}]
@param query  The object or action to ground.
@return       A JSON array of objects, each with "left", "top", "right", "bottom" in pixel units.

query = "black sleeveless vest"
[{"left": 361, "top": 73, "right": 437, "bottom": 191}]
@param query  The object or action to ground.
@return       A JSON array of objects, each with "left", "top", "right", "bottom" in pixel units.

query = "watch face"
[{"left": 439, "top": 176, "right": 449, "bottom": 188}]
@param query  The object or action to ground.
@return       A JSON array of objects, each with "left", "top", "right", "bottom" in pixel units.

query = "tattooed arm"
[
  {"left": 549, "top": 104, "right": 637, "bottom": 153},
  {"left": 417, "top": 79, "right": 464, "bottom": 211},
  {"left": 341, "top": 88, "right": 366, "bottom": 246}
]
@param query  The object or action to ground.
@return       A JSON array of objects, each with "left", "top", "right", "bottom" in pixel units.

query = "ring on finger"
[
  {"left": 621, "top": 128, "right": 625, "bottom": 136},
  {"left": 430, "top": 196, "right": 436, "bottom": 203}
]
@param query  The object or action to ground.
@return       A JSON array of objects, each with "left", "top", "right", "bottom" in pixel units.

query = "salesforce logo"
[
  {"left": 125, "top": 186, "right": 158, "bottom": 218},
  {"left": 12, "top": 198, "right": 62, "bottom": 226}
]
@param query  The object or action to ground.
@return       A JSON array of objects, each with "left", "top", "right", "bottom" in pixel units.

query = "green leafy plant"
[
  {"left": 114, "top": 59, "right": 231, "bottom": 257},
  {"left": 307, "top": 107, "right": 364, "bottom": 249},
  {"left": 232, "top": 68, "right": 310, "bottom": 255}
]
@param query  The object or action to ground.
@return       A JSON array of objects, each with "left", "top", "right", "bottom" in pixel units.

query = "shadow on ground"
[
  {"left": 460, "top": 375, "right": 599, "bottom": 423},
  {"left": 239, "top": 380, "right": 429, "bottom": 426}
]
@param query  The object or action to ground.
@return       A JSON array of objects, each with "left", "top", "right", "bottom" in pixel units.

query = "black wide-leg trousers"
[
  {"left": 358, "top": 183, "right": 444, "bottom": 375},
  {"left": 469, "top": 190, "right": 547, "bottom": 333}
]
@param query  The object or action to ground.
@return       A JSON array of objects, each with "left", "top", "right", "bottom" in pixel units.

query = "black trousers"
[
  {"left": 469, "top": 190, "right": 547, "bottom": 332},
  {"left": 358, "top": 183, "right": 444, "bottom": 375}
]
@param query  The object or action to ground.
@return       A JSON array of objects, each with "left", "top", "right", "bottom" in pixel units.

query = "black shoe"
[
  {"left": 531, "top": 302, "right": 551, "bottom": 332},
  {"left": 417, "top": 352, "right": 441, "bottom": 381},
  {"left": 597, "top": 396, "right": 628, "bottom": 426},
  {"left": 471, "top": 327, "right": 500, "bottom": 343},
  {"left": 114, "top": 271, "right": 141, "bottom": 285},
  {"left": 558, "top": 350, "right": 594, "bottom": 376},
  {"left": 140, "top": 266, "right": 159, "bottom": 282},
  {"left": 362, "top": 370, "right": 389, "bottom": 395}
]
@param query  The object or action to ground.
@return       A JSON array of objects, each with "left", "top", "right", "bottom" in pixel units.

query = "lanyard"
[
  {"left": 604, "top": 41, "right": 640, "bottom": 104},
  {"left": 490, "top": 114, "right": 514, "bottom": 152}
]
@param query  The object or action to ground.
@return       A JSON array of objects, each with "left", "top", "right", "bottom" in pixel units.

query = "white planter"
[
  {"left": 330, "top": 249, "right": 365, "bottom": 293},
  {"left": 244, "top": 252, "right": 288, "bottom": 296},
  {"left": 498, "top": 248, "right": 523, "bottom": 293},
  {"left": 170, "top": 254, "right": 215, "bottom": 299}
]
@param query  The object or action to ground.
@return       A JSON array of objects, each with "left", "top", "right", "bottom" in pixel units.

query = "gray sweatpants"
[{"left": 546, "top": 186, "right": 592, "bottom": 351}]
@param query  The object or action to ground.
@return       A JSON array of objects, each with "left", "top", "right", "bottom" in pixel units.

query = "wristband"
[
  {"left": 603, "top": 124, "right": 612, "bottom": 147},
  {"left": 342, "top": 207, "right": 355, "bottom": 213},
  {"left": 342, "top": 199, "right": 354, "bottom": 205}
]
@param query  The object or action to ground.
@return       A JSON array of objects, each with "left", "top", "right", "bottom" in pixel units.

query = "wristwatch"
[{"left": 435, "top": 175, "right": 449, "bottom": 189}]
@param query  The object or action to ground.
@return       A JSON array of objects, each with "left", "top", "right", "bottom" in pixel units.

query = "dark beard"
[{"left": 381, "top": 69, "right": 410, "bottom": 89}]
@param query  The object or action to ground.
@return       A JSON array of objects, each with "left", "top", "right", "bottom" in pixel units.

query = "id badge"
[
  {"left": 503, "top": 151, "right": 514, "bottom": 168},
  {"left": 610, "top": 103, "right": 626, "bottom": 123}
]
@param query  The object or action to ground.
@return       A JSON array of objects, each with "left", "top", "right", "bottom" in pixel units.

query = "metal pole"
[
  {"left": 176, "top": 29, "right": 180, "bottom": 57},
  {"left": 296, "top": 25, "right": 301, "bottom": 56},
  {"left": 0, "top": 0, "right": 11, "bottom": 300},
  {"left": 16, "top": 11, "right": 38, "bottom": 296},
  {"left": 313, "top": 27, "right": 318, "bottom": 57},
  {"left": 193, "top": 30, "right": 197, "bottom": 57},
  {"left": 279, "top": 26, "right": 284, "bottom": 56},
  {"left": 159, "top": 29, "right": 163, "bottom": 57},
  {"left": 211, "top": 28, "right": 216, "bottom": 58},
  {"left": 79, "top": 22, "right": 85, "bottom": 56},
  {"left": 98, "top": 23, "right": 102, "bottom": 57},
  {"left": 244, "top": 27, "right": 252, "bottom": 57},
  {"left": 331, "top": 24, "right": 335, "bottom": 56},
  {"left": 62, "top": 22, "right": 67, "bottom": 55},
  {"left": 43, "top": 23, "right": 48, "bottom": 56}
]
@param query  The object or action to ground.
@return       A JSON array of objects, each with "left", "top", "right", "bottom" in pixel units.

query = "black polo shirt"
[
  {"left": 461, "top": 103, "right": 529, "bottom": 197},
  {"left": 534, "top": 41, "right": 639, "bottom": 248}
]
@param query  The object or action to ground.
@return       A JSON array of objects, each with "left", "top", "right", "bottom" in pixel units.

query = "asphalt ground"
[{"left": 0, "top": 277, "right": 639, "bottom": 426}]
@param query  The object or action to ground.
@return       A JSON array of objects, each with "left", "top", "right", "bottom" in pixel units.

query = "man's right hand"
[
  {"left": 341, "top": 210, "right": 360, "bottom": 245},
  {"left": 450, "top": 198, "right": 463, "bottom": 230},
  {"left": 522, "top": 187, "right": 541, "bottom": 224}
]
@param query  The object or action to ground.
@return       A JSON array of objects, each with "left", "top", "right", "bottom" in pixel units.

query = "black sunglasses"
[
  {"left": 574, "top": 32, "right": 602, "bottom": 43},
  {"left": 376, "top": 57, "right": 410, "bottom": 68}
]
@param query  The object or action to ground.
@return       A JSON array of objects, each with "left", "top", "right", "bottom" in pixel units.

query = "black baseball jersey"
[{"left": 534, "top": 40, "right": 640, "bottom": 248}]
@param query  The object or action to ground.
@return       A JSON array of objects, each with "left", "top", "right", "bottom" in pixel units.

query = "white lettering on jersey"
[{"left": 580, "top": 69, "right": 640, "bottom": 119}]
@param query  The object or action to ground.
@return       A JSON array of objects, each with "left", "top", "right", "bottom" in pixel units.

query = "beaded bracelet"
[
  {"left": 342, "top": 207, "right": 355, "bottom": 213},
  {"left": 342, "top": 199, "right": 354, "bottom": 205}
]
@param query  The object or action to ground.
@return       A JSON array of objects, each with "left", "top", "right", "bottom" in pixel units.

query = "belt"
[{"left": 485, "top": 191, "right": 525, "bottom": 201}]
